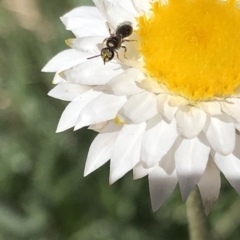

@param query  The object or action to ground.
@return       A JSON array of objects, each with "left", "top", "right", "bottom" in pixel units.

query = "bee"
[{"left": 87, "top": 21, "right": 134, "bottom": 64}]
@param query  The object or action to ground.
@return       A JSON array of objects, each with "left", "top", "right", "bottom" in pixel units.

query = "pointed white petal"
[
  {"left": 157, "top": 94, "right": 178, "bottom": 122},
  {"left": 175, "top": 106, "right": 206, "bottom": 139},
  {"left": 42, "top": 49, "right": 84, "bottom": 72},
  {"left": 221, "top": 98, "right": 240, "bottom": 122},
  {"left": 84, "top": 121, "right": 121, "bottom": 176},
  {"left": 205, "top": 115, "right": 235, "bottom": 155},
  {"left": 235, "top": 123, "right": 240, "bottom": 132},
  {"left": 118, "top": 92, "right": 158, "bottom": 124},
  {"left": 62, "top": 58, "right": 125, "bottom": 85},
  {"left": 213, "top": 151, "right": 240, "bottom": 194},
  {"left": 88, "top": 121, "right": 108, "bottom": 132},
  {"left": 104, "top": 68, "right": 144, "bottom": 95},
  {"left": 74, "top": 94, "right": 126, "bottom": 130},
  {"left": 110, "top": 123, "right": 146, "bottom": 184},
  {"left": 52, "top": 72, "right": 65, "bottom": 84},
  {"left": 198, "top": 158, "right": 220, "bottom": 215},
  {"left": 131, "top": 0, "right": 152, "bottom": 14},
  {"left": 159, "top": 143, "right": 176, "bottom": 175},
  {"left": 68, "top": 23, "right": 108, "bottom": 39},
  {"left": 141, "top": 115, "right": 178, "bottom": 168},
  {"left": 198, "top": 101, "right": 222, "bottom": 116},
  {"left": 109, "top": 0, "right": 138, "bottom": 15},
  {"left": 62, "top": 6, "right": 104, "bottom": 19},
  {"left": 136, "top": 79, "right": 165, "bottom": 94},
  {"left": 56, "top": 87, "right": 102, "bottom": 132},
  {"left": 233, "top": 134, "right": 240, "bottom": 159},
  {"left": 61, "top": 7, "right": 108, "bottom": 37},
  {"left": 92, "top": 0, "right": 136, "bottom": 28},
  {"left": 168, "top": 95, "right": 188, "bottom": 107},
  {"left": 48, "top": 83, "right": 91, "bottom": 101},
  {"left": 175, "top": 135, "right": 210, "bottom": 201},
  {"left": 149, "top": 166, "right": 178, "bottom": 211},
  {"left": 133, "top": 162, "right": 155, "bottom": 179},
  {"left": 66, "top": 36, "right": 105, "bottom": 53}
]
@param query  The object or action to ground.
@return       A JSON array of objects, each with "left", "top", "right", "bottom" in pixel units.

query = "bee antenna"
[{"left": 87, "top": 54, "right": 101, "bottom": 60}]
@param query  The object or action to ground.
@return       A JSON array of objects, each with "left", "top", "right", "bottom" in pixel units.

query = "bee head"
[{"left": 101, "top": 48, "right": 114, "bottom": 64}]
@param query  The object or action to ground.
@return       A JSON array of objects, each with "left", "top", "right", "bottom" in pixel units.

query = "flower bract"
[{"left": 43, "top": 0, "right": 240, "bottom": 213}]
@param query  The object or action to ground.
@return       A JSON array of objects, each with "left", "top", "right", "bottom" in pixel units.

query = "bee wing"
[{"left": 114, "top": 21, "right": 133, "bottom": 34}]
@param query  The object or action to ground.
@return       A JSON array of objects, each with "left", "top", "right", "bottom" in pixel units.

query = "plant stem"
[{"left": 186, "top": 187, "right": 211, "bottom": 240}]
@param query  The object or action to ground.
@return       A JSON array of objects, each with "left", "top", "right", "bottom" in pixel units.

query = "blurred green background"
[{"left": 1, "top": 0, "right": 240, "bottom": 239}]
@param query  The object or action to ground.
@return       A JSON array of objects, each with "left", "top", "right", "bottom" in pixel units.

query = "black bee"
[{"left": 87, "top": 21, "right": 133, "bottom": 64}]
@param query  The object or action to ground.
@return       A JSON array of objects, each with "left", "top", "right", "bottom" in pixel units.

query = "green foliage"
[{"left": 0, "top": 0, "right": 240, "bottom": 239}]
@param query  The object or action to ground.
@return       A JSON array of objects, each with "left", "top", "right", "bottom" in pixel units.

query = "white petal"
[
  {"left": 198, "top": 101, "right": 222, "bottom": 116},
  {"left": 205, "top": 115, "right": 235, "bottom": 155},
  {"left": 175, "top": 135, "right": 210, "bottom": 201},
  {"left": 104, "top": 68, "right": 145, "bottom": 96},
  {"left": 198, "top": 158, "right": 220, "bottom": 215},
  {"left": 62, "top": 58, "right": 125, "bottom": 85},
  {"left": 118, "top": 92, "right": 158, "bottom": 124},
  {"left": 108, "top": 0, "right": 138, "bottom": 15},
  {"left": 221, "top": 98, "right": 240, "bottom": 122},
  {"left": 213, "top": 151, "right": 240, "bottom": 194},
  {"left": 56, "top": 87, "right": 102, "bottom": 132},
  {"left": 52, "top": 72, "right": 65, "bottom": 84},
  {"left": 157, "top": 94, "right": 178, "bottom": 122},
  {"left": 235, "top": 123, "right": 240, "bottom": 132},
  {"left": 175, "top": 106, "right": 206, "bottom": 139},
  {"left": 88, "top": 122, "right": 108, "bottom": 132},
  {"left": 137, "top": 79, "right": 165, "bottom": 94},
  {"left": 74, "top": 94, "right": 127, "bottom": 130},
  {"left": 104, "top": 0, "right": 137, "bottom": 16},
  {"left": 168, "top": 95, "right": 188, "bottom": 107},
  {"left": 61, "top": 7, "right": 108, "bottom": 38},
  {"left": 92, "top": 0, "right": 136, "bottom": 28},
  {"left": 233, "top": 134, "right": 240, "bottom": 159},
  {"left": 159, "top": 144, "right": 176, "bottom": 175},
  {"left": 110, "top": 123, "right": 146, "bottom": 184},
  {"left": 84, "top": 121, "right": 121, "bottom": 176},
  {"left": 141, "top": 115, "right": 178, "bottom": 168},
  {"left": 131, "top": 0, "right": 152, "bottom": 14},
  {"left": 66, "top": 36, "right": 105, "bottom": 53},
  {"left": 48, "top": 83, "right": 91, "bottom": 101},
  {"left": 42, "top": 49, "right": 84, "bottom": 72},
  {"left": 62, "top": 6, "right": 103, "bottom": 19},
  {"left": 133, "top": 162, "right": 155, "bottom": 179},
  {"left": 149, "top": 166, "right": 178, "bottom": 211}
]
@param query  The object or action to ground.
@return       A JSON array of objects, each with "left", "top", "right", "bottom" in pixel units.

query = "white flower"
[{"left": 42, "top": 0, "right": 240, "bottom": 213}]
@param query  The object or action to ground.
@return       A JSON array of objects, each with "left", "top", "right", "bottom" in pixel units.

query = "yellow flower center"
[{"left": 137, "top": 0, "right": 240, "bottom": 101}]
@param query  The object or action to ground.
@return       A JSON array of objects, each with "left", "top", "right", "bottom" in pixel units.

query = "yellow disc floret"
[{"left": 137, "top": 0, "right": 240, "bottom": 101}]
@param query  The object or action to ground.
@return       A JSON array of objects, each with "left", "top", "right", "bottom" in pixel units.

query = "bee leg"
[
  {"left": 121, "top": 46, "right": 128, "bottom": 59},
  {"left": 114, "top": 50, "right": 123, "bottom": 63},
  {"left": 105, "top": 22, "right": 113, "bottom": 35}
]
